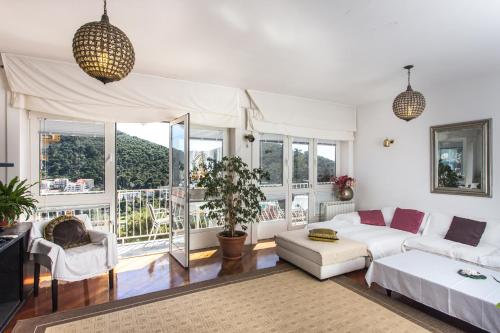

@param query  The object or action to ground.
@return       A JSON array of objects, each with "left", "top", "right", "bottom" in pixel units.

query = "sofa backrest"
[{"left": 423, "top": 212, "right": 500, "bottom": 247}]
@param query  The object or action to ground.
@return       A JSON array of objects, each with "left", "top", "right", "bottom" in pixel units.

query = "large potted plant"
[
  {"left": 0, "top": 177, "right": 38, "bottom": 230},
  {"left": 198, "top": 156, "right": 268, "bottom": 260}
]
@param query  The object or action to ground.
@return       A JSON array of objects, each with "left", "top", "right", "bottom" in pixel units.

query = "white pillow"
[
  {"left": 479, "top": 218, "right": 500, "bottom": 247},
  {"left": 423, "top": 212, "right": 454, "bottom": 238},
  {"left": 333, "top": 212, "right": 360, "bottom": 224},
  {"left": 381, "top": 207, "right": 396, "bottom": 226}
]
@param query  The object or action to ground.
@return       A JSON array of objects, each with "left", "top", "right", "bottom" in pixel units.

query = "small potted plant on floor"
[
  {"left": 0, "top": 177, "right": 38, "bottom": 231},
  {"left": 198, "top": 156, "right": 268, "bottom": 260}
]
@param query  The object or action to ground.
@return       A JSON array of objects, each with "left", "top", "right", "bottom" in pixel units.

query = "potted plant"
[
  {"left": 0, "top": 177, "right": 38, "bottom": 230},
  {"left": 198, "top": 156, "right": 268, "bottom": 260},
  {"left": 332, "top": 175, "right": 355, "bottom": 201}
]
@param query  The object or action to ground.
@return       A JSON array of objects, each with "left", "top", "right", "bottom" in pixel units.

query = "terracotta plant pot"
[{"left": 217, "top": 231, "right": 247, "bottom": 260}]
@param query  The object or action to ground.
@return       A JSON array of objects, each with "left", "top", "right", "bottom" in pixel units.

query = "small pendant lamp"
[{"left": 392, "top": 65, "right": 426, "bottom": 121}]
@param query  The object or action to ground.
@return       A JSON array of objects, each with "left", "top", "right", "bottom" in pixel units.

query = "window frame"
[
  {"left": 254, "top": 133, "right": 340, "bottom": 229},
  {"left": 29, "top": 113, "right": 116, "bottom": 225}
]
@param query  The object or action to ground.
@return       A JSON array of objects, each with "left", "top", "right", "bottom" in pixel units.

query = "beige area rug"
[{"left": 15, "top": 266, "right": 468, "bottom": 333}]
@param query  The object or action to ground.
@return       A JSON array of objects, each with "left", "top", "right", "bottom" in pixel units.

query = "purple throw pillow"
[
  {"left": 390, "top": 208, "right": 425, "bottom": 234},
  {"left": 359, "top": 210, "right": 385, "bottom": 226},
  {"left": 444, "top": 216, "right": 486, "bottom": 247}
]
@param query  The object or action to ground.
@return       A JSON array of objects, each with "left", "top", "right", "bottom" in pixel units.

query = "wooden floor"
[{"left": 6, "top": 240, "right": 290, "bottom": 332}]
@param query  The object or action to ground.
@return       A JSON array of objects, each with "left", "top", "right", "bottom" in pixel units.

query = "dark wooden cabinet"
[{"left": 0, "top": 223, "right": 31, "bottom": 332}]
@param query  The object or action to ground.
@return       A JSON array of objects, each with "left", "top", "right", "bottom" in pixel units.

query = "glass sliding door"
[{"left": 169, "top": 114, "right": 190, "bottom": 268}]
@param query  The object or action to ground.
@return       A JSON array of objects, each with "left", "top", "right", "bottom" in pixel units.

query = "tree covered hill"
[{"left": 116, "top": 131, "right": 169, "bottom": 190}]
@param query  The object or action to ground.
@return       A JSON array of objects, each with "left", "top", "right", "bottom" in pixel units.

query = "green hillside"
[{"left": 116, "top": 131, "right": 169, "bottom": 190}]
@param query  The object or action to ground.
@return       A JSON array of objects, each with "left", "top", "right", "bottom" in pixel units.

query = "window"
[
  {"left": 259, "top": 134, "right": 284, "bottom": 186},
  {"left": 258, "top": 196, "right": 286, "bottom": 222},
  {"left": 292, "top": 139, "right": 309, "bottom": 189},
  {"left": 190, "top": 127, "right": 224, "bottom": 186},
  {"left": 39, "top": 119, "right": 105, "bottom": 195},
  {"left": 291, "top": 193, "right": 309, "bottom": 225},
  {"left": 189, "top": 127, "right": 226, "bottom": 230},
  {"left": 317, "top": 142, "right": 336, "bottom": 183}
]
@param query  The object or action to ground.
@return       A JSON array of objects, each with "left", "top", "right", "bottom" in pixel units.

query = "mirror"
[{"left": 431, "top": 119, "right": 491, "bottom": 197}]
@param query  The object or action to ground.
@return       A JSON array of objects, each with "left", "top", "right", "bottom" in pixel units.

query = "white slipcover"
[
  {"left": 366, "top": 250, "right": 500, "bottom": 333},
  {"left": 28, "top": 215, "right": 118, "bottom": 282}
]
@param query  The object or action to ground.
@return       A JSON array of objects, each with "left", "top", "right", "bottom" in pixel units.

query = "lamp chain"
[
  {"left": 407, "top": 67, "right": 411, "bottom": 86},
  {"left": 103, "top": 0, "right": 107, "bottom": 15}
]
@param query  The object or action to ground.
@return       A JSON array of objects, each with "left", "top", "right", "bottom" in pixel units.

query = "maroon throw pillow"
[
  {"left": 444, "top": 216, "right": 486, "bottom": 247},
  {"left": 359, "top": 210, "right": 385, "bottom": 226},
  {"left": 390, "top": 208, "right": 425, "bottom": 234}
]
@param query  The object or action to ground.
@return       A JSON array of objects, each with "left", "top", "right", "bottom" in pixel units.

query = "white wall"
[
  {"left": 355, "top": 73, "right": 500, "bottom": 219},
  {"left": 0, "top": 69, "right": 30, "bottom": 183}
]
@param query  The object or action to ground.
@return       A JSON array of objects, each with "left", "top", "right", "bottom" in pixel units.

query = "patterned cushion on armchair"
[{"left": 44, "top": 215, "right": 91, "bottom": 249}]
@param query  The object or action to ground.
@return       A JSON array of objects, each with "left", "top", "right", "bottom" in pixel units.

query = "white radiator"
[{"left": 320, "top": 201, "right": 355, "bottom": 221}]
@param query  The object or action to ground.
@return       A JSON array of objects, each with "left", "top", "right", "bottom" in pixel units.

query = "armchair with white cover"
[{"left": 28, "top": 214, "right": 118, "bottom": 312}]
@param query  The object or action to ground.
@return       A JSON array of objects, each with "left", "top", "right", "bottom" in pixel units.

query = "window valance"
[
  {"left": 246, "top": 90, "right": 356, "bottom": 141},
  {"left": 1, "top": 53, "right": 241, "bottom": 127}
]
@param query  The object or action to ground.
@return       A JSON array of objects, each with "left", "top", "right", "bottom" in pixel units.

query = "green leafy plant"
[
  {"left": 497, "top": 303, "right": 500, "bottom": 309},
  {"left": 438, "top": 160, "right": 459, "bottom": 187},
  {"left": 197, "top": 156, "right": 268, "bottom": 237},
  {"left": 0, "top": 177, "right": 38, "bottom": 226}
]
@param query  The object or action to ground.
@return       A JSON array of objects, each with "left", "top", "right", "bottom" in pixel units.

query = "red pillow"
[
  {"left": 390, "top": 208, "right": 425, "bottom": 234},
  {"left": 359, "top": 210, "right": 385, "bottom": 226}
]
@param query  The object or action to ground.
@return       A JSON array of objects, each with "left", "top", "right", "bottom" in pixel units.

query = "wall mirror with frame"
[{"left": 430, "top": 119, "right": 492, "bottom": 197}]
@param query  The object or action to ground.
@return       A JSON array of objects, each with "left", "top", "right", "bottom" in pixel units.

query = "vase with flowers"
[{"left": 332, "top": 175, "right": 355, "bottom": 201}]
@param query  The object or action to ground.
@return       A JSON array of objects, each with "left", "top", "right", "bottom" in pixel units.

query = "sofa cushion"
[
  {"left": 444, "top": 216, "right": 486, "bottom": 247},
  {"left": 359, "top": 210, "right": 385, "bottom": 226},
  {"left": 404, "top": 236, "right": 499, "bottom": 270},
  {"left": 423, "top": 212, "right": 454, "bottom": 237},
  {"left": 44, "top": 215, "right": 91, "bottom": 249},
  {"left": 390, "top": 208, "right": 425, "bottom": 234}
]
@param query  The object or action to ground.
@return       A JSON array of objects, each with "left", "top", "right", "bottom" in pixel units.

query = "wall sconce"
[
  {"left": 244, "top": 133, "right": 255, "bottom": 143},
  {"left": 383, "top": 138, "right": 395, "bottom": 147}
]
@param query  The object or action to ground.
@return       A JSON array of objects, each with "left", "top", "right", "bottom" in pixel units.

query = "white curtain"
[
  {"left": 246, "top": 90, "right": 356, "bottom": 140},
  {"left": 2, "top": 53, "right": 241, "bottom": 127}
]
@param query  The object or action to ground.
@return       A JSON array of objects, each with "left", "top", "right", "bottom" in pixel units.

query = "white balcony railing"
[{"left": 116, "top": 188, "right": 221, "bottom": 244}]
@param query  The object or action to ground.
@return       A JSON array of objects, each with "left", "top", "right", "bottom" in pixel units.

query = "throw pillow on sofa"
[
  {"left": 390, "top": 208, "right": 425, "bottom": 234},
  {"left": 359, "top": 210, "right": 385, "bottom": 226},
  {"left": 44, "top": 215, "right": 91, "bottom": 249},
  {"left": 444, "top": 216, "right": 486, "bottom": 247}
]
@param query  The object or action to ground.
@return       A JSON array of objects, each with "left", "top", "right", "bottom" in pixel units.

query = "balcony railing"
[{"left": 116, "top": 188, "right": 221, "bottom": 244}]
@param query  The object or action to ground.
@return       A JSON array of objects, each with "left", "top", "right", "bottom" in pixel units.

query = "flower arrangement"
[{"left": 332, "top": 175, "right": 355, "bottom": 191}]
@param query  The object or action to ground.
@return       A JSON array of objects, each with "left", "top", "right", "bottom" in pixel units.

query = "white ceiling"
[{"left": 1, "top": 0, "right": 500, "bottom": 105}]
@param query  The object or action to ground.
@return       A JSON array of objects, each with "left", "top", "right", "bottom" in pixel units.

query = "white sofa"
[
  {"left": 275, "top": 207, "right": 500, "bottom": 279},
  {"left": 404, "top": 211, "right": 500, "bottom": 271}
]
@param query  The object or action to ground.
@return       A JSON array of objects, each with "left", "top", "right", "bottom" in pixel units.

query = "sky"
[{"left": 116, "top": 123, "right": 222, "bottom": 151}]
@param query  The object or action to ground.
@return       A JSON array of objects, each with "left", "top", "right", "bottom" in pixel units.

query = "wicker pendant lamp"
[
  {"left": 392, "top": 65, "right": 426, "bottom": 121},
  {"left": 73, "top": 0, "right": 135, "bottom": 84}
]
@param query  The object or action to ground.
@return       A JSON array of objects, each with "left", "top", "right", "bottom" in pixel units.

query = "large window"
[
  {"left": 256, "top": 133, "right": 339, "bottom": 229},
  {"left": 190, "top": 127, "right": 224, "bottom": 186},
  {"left": 317, "top": 142, "right": 336, "bottom": 183},
  {"left": 39, "top": 119, "right": 105, "bottom": 195},
  {"left": 259, "top": 134, "right": 284, "bottom": 186},
  {"left": 292, "top": 139, "right": 309, "bottom": 189}
]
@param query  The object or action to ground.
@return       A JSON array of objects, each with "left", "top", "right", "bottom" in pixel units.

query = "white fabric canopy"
[
  {"left": 1, "top": 53, "right": 241, "bottom": 127},
  {"left": 246, "top": 90, "right": 356, "bottom": 141}
]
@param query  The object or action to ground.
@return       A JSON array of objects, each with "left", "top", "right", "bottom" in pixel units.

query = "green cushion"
[
  {"left": 308, "top": 228, "right": 338, "bottom": 240},
  {"left": 44, "top": 215, "right": 91, "bottom": 249},
  {"left": 308, "top": 236, "right": 337, "bottom": 243}
]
